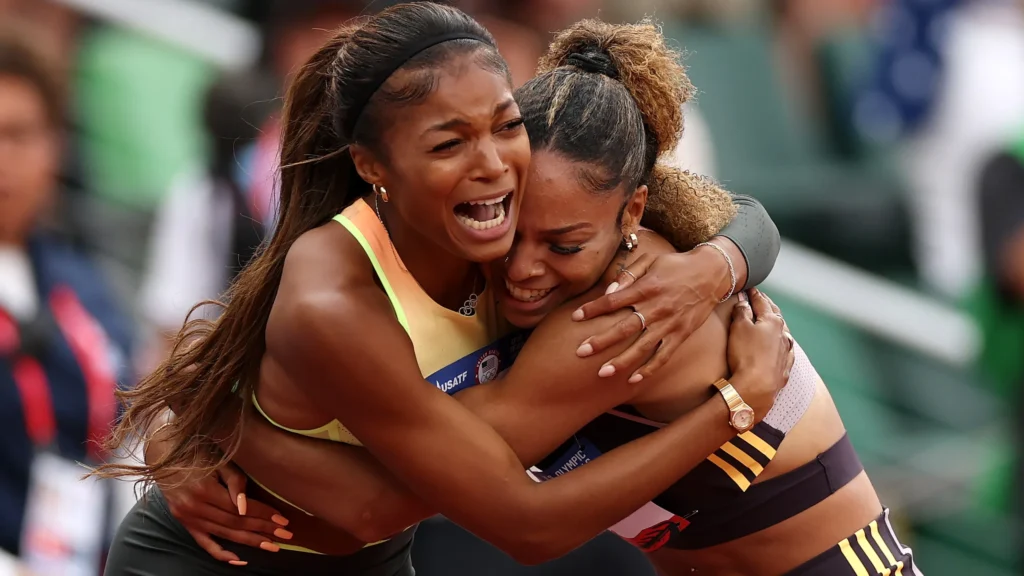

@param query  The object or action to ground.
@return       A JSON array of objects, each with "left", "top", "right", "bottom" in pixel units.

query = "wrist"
[
  {"left": 711, "top": 236, "right": 749, "bottom": 290},
  {"left": 694, "top": 241, "right": 737, "bottom": 302},
  {"left": 724, "top": 371, "right": 769, "bottom": 416}
]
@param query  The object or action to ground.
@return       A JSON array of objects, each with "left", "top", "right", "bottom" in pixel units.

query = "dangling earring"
[
  {"left": 373, "top": 184, "right": 390, "bottom": 203},
  {"left": 624, "top": 232, "right": 639, "bottom": 252}
]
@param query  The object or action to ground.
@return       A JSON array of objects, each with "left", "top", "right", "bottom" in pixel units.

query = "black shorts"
[
  {"left": 104, "top": 488, "right": 415, "bottom": 576},
  {"left": 785, "top": 509, "right": 922, "bottom": 575}
]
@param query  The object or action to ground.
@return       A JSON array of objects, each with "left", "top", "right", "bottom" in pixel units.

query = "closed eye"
[
  {"left": 500, "top": 118, "right": 525, "bottom": 133},
  {"left": 550, "top": 244, "right": 583, "bottom": 255},
  {"left": 431, "top": 139, "right": 462, "bottom": 153}
]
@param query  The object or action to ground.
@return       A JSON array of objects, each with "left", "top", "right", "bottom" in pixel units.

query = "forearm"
[
  {"left": 229, "top": 376, "right": 633, "bottom": 541},
  {"left": 223, "top": 406, "right": 432, "bottom": 541},
  {"left": 471, "top": 397, "right": 735, "bottom": 564}
]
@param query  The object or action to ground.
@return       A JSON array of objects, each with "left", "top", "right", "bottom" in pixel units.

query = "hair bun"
[{"left": 566, "top": 51, "right": 618, "bottom": 79}]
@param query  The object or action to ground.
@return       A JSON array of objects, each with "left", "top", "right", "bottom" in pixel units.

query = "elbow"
[
  {"left": 349, "top": 515, "right": 397, "bottom": 545},
  {"left": 342, "top": 497, "right": 411, "bottom": 544},
  {"left": 490, "top": 516, "right": 581, "bottom": 566},
  {"left": 499, "top": 533, "right": 577, "bottom": 566}
]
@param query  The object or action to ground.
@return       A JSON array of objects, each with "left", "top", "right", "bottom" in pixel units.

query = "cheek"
[{"left": 558, "top": 253, "right": 613, "bottom": 293}]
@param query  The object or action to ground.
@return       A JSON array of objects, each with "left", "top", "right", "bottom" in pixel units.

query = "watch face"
[{"left": 732, "top": 408, "right": 754, "bottom": 431}]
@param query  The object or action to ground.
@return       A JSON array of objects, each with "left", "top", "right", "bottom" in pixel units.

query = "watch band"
[{"left": 713, "top": 378, "right": 743, "bottom": 411}]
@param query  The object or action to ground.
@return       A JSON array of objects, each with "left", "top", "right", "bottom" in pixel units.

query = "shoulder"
[{"left": 269, "top": 219, "right": 390, "bottom": 345}]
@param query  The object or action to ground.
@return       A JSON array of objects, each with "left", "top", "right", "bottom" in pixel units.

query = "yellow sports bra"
[
  {"left": 249, "top": 198, "right": 525, "bottom": 552},
  {"left": 253, "top": 197, "right": 518, "bottom": 446}
]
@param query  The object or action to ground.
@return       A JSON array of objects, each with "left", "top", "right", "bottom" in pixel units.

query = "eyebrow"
[
  {"left": 426, "top": 97, "right": 518, "bottom": 133},
  {"left": 542, "top": 223, "right": 591, "bottom": 235}
]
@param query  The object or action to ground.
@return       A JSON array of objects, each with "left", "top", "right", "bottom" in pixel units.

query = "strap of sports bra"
[{"left": 333, "top": 211, "right": 411, "bottom": 334}]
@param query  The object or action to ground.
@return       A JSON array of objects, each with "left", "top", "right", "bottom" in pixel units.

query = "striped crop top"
[{"left": 529, "top": 342, "right": 863, "bottom": 552}]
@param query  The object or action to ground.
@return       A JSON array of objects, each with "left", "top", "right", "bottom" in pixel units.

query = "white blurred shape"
[
  {"left": 764, "top": 241, "right": 981, "bottom": 366},
  {"left": 52, "top": 0, "right": 259, "bottom": 69}
]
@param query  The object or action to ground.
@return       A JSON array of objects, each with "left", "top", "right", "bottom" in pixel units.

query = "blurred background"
[{"left": 0, "top": 0, "right": 1022, "bottom": 574}]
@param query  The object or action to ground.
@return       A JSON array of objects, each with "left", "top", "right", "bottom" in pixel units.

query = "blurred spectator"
[
  {"left": 136, "top": 69, "right": 278, "bottom": 373},
  {"left": 895, "top": 0, "right": 1024, "bottom": 298},
  {"left": 976, "top": 135, "right": 1024, "bottom": 571},
  {"left": 0, "top": 22, "right": 132, "bottom": 567}
]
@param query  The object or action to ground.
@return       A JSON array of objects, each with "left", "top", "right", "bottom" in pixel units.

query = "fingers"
[
  {"left": 576, "top": 311, "right": 644, "bottom": 359},
  {"left": 627, "top": 337, "right": 675, "bottom": 383},
  {"left": 611, "top": 253, "right": 655, "bottom": 293},
  {"left": 731, "top": 292, "right": 753, "bottom": 324},
  {"left": 781, "top": 342, "right": 796, "bottom": 390},
  {"left": 217, "top": 463, "right": 248, "bottom": 516},
  {"left": 747, "top": 288, "right": 773, "bottom": 321},
  {"left": 191, "top": 517, "right": 281, "bottom": 552},
  {"left": 186, "top": 528, "right": 244, "bottom": 565},
  {"left": 196, "top": 502, "right": 289, "bottom": 539},
  {"left": 246, "top": 499, "right": 289, "bottom": 528},
  {"left": 598, "top": 331, "right": 663, "bottom": 381},
  {"left": 572, "top": 281, "right": 647, "bottom": 323}
]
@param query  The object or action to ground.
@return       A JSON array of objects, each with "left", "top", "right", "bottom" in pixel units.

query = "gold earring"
[
  {"left": 625, "top": 232, "right": 639, "bottom": 252},
  {"left": 374, "top": 184, "right": 390, "bottom": 203}
]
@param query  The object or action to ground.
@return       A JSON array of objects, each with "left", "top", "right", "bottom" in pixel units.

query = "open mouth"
[
  {"left": 504, "top": 278, "right": 555, "bottom": 303},
  {"left": 454, "top": 192, "right": 512, "bottom": 231}
]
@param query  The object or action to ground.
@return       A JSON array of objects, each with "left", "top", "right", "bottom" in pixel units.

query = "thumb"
[
  {"left": 218, "top": 463, "right": 248, "bottom": 516},
  {"left": 731, "top": 291, "right": 752, "bottom": 324}
]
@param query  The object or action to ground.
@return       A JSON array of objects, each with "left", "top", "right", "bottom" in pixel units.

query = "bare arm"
[
  {"left": 251, "top": 230, "right": 785, "bottom": 564},
  {"left": 228, "top": 234, "right": 745, "bottom": 544}
]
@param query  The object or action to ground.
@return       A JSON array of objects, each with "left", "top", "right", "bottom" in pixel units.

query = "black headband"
[{"left": 342, "top": 31, "right": 493, "bottom": 138}]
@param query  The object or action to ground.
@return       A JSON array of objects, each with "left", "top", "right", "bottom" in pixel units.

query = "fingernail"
[
  {"left": 737, "top": 292, "right": 748, "bottom": 303},
  {"left": 228, "top": 561, "right": 248, "bottom": 566},
  {"left": 572, "top": 308, "right": 585, "bottom": 321},
  {"left": 272, "top": 514, "right": 290, "bottom": 527},
  {"left": 236, "top": 494, "right": 247, "bottom": 516},
  {"left": 576, "top": 342, "right": 593, "bottom": 357},
  {"left": 274, "top": 528, "right": 294, "bottom": 540},
  {"left": 260, "top": 541, "right": 281, "bottom": 552},
  {"left": 604, "top": 282, "right": 619, "bottom": 295},
  {"left": 598, "top": 364, "right": 616, "bottom": 378},
  {"left": 628, "top": 373, "right": 643, "bottom": 384}
]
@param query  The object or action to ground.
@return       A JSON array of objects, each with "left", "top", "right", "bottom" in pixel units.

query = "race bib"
[{"left": 20, "top": 453, "right": 105, "bottom": 576}]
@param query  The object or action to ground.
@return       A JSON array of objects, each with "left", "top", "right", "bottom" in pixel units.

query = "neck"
[{"left": 377, "top": 201, "right": 478, "bottom": 312}]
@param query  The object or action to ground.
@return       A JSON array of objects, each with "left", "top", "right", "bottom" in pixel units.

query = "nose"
[
  {"left": 505, "top": 237, "right": 545, "bottom": 283},
  {"left": 470, "top": 136, "right": 508, "bottom": 183}
]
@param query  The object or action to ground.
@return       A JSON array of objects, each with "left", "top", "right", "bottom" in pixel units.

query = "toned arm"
[{"left": 254, "top": 228, "right": 751, "bottom": 563}]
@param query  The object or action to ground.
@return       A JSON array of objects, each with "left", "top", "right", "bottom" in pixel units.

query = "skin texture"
[
  {"left": 497, "top": 152, "right": 883, "bottom": 575},
  {"left": 171, "top": 150, "right": 875, "bottom": 575},
  {"left": 149, "top": 145, "right": 790, "bottom": 565}
]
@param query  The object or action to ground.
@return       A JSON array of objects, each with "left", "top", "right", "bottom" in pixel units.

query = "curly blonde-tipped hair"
[{"left": 517, "top": 18, "right": 735, "bottom": 251}]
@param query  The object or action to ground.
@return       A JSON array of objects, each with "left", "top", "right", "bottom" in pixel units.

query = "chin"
[
  {"left": 501, "top": 308, "right": 545, "bottom": 329},
  {"left": 447, "top": 217, "right": 518, "bottom": 263}
]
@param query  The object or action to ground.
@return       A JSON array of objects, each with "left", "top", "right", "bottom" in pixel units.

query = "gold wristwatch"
[{"left": 712, "top": 378, "right": 755, "bottom": 433}]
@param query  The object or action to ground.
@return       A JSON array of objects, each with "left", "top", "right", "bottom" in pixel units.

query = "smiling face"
[
  {"left": 354, "top": 53, "right": 530, "bottom": 264},
  {"left": 494, "top": 149, "right": 646, "bottom": 328}
]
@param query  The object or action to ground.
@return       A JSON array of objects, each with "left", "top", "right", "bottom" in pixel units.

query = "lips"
[
  {"left": 454, "top": 192, "right": 511, "bottom": 231},
  {"left": 503, "top": 277, "right": 554, "bottom": 303}
]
